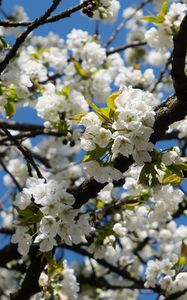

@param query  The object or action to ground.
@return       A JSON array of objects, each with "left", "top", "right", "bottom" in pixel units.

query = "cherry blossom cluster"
[
  {"left": 170, "top": 117, "right": 187, "bottom": 138},
  {"left": 12, "top": 177, "right": 92, "bottom": 256},
  {"left": 145, "top": 2, "right": 186, "bottom": 50},
  {"left": 80, "top": 86, "right": 157, "bottom": 182},
  {"left": 82, "top": 146, "right": 187, "bottom": 299},
  {"left": 81, "top": 0, "right": 120, "bottom": 23},
  {"left": 31, "top": 260, "right": 79, "bottom": 300},
  {"left": 0, "top": 28, "right": 126, "bottom": 129}
]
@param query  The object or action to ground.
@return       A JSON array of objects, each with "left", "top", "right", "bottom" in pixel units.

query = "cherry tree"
[{"left": 0, "top": 0, "right": 187, "bottom": 299}]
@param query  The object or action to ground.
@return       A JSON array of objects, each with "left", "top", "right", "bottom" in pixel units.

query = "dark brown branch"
[
  {"left": 171, "top": 15, "right": 187, "bottom": 96},
  {"left": 0, "top": 159, "right": 22, "bottom": 191},
  {"left": 151, "top": 94, "right": 180, "bottom": 143},
  {"left": 0, "top": 121, "right": 64, "bottom": 142},
  {"left": 151, "top": 14, "right": 187, "bottom": 142},
  {"left": 71, "top": 178, "right": 106, "bottom": 209},
  {"left": 0, "top": 244, "right": 21, "bottom": 267},
  {"left": 39, "top": 0, "right": 91, "bottom": 25},
  {"left": 134, "top": 237, "right": 150, "bottom": 254},
  {"left": 0, "top": 227, "right": 15, "bottom": 234},
  {"left": 159, "top": 131, "right": 179, "bottom": 140},
  {"left": 31, "top": 152, "right": 51, "bottom": 169},
  {"left": 10, "top": 248, "right": 46, "bottom": 300},
  {"left": 78, "top": 273, "right": 141, "bottom": 290},
  {"left": 0, "top": 125, "right": 44, "bottom": 179},
  {"left": 165, "top": 288, "right": 187, "bottom": 300},
  {"left": 64, "top": 244, "right": 162, "bottom": 295},
  {"left": 0, "top": 120, "right": 45, "bottom": 131},
  {"left": 150, "top": 51, "right": 173, "bottom": 93},
  {"left": 0, "top": 120, "right": 180, "bottom": 141},
  {"left": 0, "top": 0, "right": 62, "bottom": 75},
  {"left": 65, "top": 244, "right": 145, "bottom": 288},
  {"left": 106, "top": 41, "right": 146, "bottom": 55},
  {"left": 172, "top": 198, "right": 187, "bottom": 220},
  {"left": 0, "top": 1, "right": 91, "bottom": 28},
  {"left": 70, "top": 156, "right": 134, "bottom": 209},
  {"left": 0, "top": 130, "right": 65, "bottom": 142}
]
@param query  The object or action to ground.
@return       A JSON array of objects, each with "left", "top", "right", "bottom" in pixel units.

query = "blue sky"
[{"left": 3, "top": 0, "right": 143, "bottom": 43}]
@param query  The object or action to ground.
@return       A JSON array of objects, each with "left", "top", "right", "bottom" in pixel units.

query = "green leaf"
[
  {"left": 143, "top": 15, "right": 164, "bottom": 25},
  {"left": 169, "top": 164, "right": 183, "bottom": 177},
  {"left": 162, "top": 165, "right": 183, "bottom": 185},
  {"left": 30, "top": 48, "right": 49, "bottom": 61},
  {"left": 161, "top": 1, "right": 168, "bottom": 15},
  {"left": 162, "top": 174, "right": 182, "bottom": 185},
  {"left": 97, "top": 200, "right": 105, "bottom": 208},
  {"left": 85, "top": 97, "right": 100, "bottom": 113},
  {"left": 73, "top": 61, "right": 90, "bottom": 79},
  {"left": 16, "top": 207, "right": 33, "bottom": 217},
  {"left": 71, "top": 112, "right": 88, "bottom": 122},
  {"left": 107, "top": 90, "right": 122, "bottom": 110},
  {"left": 85, "top": 98, "right": 110, "bottom": 122},
  {"left": 99, "top": 107, "right": 110, "bottom": 119},
  {"left": 57, "top": 85, "right": 70, "bottom": 99},
  {"left": 139, "top": 163, "right": 159, "bottom": 187},
  {"left": 123, "top": 198, "right": 141, "bottom": 209},
  {"left": 16, "top": 203, "right": 43, "bottom": 225},
  {"left": 96, "top": 222, "right": 114, "bottom": 246},
  {"left": 178, "top": 241, "right": 187, "bottom": 267},
  {"left": 48, "top": 259, "right": 63, "bottom": 281},
  {"left": 19, "top": 214, "right": 41, "bottom": 225},
  {"left": 5, "top": 101, "right": 16, "bottom": 118},
  {"left": 62, "top": 85, "right": 70, "bottom": 99},
  {"left": 83, "top": 146, "right": 106, "bottom": 162},
  {"left": 55, "top": 120, "right": 68, "bottom": 134},
  {"left": 0, "top": 36, "right": 10, "bottom": 50},
  {"left": 178, "top": 163, "right": 187, "bottom": 171}
]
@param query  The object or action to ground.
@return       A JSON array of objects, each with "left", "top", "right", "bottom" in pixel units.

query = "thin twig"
[
  {"left": 0, "top": 159, "right": 22, "bottom": 191},
  {"left": 0, "top": 125, "right": 44, "bottom": 179},
  {"left": 0, "top": 1, "right": 91, "bottom": 28},
  {"left": 0, "top": 0, "right": 62, "bottom": 75},
  {"left": 104, "top": 0, "right": 152, "bottom": 48},
  {"left": 150, "top": 51, "right": 173, "bottom": 93},
  {"left": 106, "top": 41, "right": 146, "bottom": 55}
]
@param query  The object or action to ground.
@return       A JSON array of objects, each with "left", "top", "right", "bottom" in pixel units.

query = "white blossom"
[{"left": 61, "top": 261, "right": 80, "bottom": 300}]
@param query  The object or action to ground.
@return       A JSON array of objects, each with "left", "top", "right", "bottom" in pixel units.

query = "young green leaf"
[
  {"left": 5, "top": 101, "right": 16, "bottom": 118},
  {"left": 161, "top": 1, "right": 168, "bottom": 16},
  {"left": 83, "top": 146, "right": 106, "bottom": 162},
  {"left": 74, "top": 61, "right": 90, "bottom": 79},
  {"left": 71, "top": 112, "right": 88, "bottom": 122},
  {"left": 85, "top": 98, "right": 110, "bottom": 122}
]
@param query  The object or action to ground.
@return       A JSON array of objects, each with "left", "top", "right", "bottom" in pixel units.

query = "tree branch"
[
  {"left": 104, "top": 0, "right": 152, "bottom": 48},
  {"left": 0, "top": 0, "right": 62, "bottom": 75},
  {"left": 0, "top": 159, "right": 22, "bottom": 191},
  {"left": 0, "top": 244, "right": 20, "bottom": 268},
  {"left": 106, "top": 41, "right": 146, "bottom": 55},
  {"left": 165, "top": 288, "right": 187, "bottom": 300},
  {"left": 10, "top": 248, "right": 46, "bottom": 300},
  {"left": 0, "top": 1, "right": 91, "bottom": 28},
  {"left": 64, "top": 244, "right": 162, "bottom": 295},
  {"left": 0, "top": 125, "right": 44, "bottom": 179},
  {"left": 151, "top": 13, "right": 187, "bottom": 142},
  {"left": 150, "top": 51, "right": 173, "bottom": 93},
  {"left": 70, "top": 14, "right": 187, "bottom": 208}
]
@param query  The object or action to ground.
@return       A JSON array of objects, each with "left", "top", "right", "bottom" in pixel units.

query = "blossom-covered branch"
[{"left": 0, "top": 1, "right": 187, "bottom": 300}]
